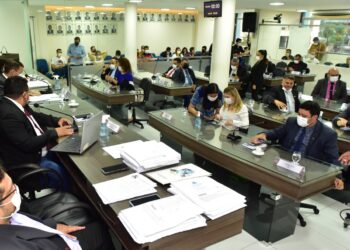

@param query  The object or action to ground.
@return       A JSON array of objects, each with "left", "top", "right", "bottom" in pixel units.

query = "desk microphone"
[{"left": 33, "top": 103, "right": 79, "bottom": 132}]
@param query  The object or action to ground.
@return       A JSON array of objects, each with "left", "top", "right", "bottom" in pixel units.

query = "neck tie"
[
  {"left": 184, "top": 70, "right": 193, "bottom": 85},
  {"left": 24, "top": 108, "right": 44, "bottom": 134},
  {"left": 292, "top": 127, "right": 306, "bottom": 152}
]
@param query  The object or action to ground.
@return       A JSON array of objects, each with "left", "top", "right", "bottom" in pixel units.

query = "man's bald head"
[{"left": 328, "top": 67, "right": 339, "bottom": 76}]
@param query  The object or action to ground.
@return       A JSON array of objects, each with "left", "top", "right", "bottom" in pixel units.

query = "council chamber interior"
[{"left": 1, "top": 0, "right": 350, "bottom": 249}]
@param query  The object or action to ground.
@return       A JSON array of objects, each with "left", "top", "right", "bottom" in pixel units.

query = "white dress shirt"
[
  {"left": 219, "top": 104, "right": 249, "bottom": 129},
  {"left": 11, "top": 213, "right": 82, "bottom": 250},
  {"left": 283, "top": 87, "right": 295, "bottom": 112}
]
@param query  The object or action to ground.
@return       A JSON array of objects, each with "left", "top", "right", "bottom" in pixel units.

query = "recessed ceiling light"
[
  {"left": 178, "top": 13, "right": 183, "bottom": 15},
  {"left": 297, "top": 9, "right": 307, "bottom": 12},
  {"left": 129, "top": 0, "right": 143, "bottom": 3},
  {"left": 161, "top": 8, "right": 170, "bottom": 11},
  {"left": 102, "top": 3, "right": 113, "bottom": 7},
  {"left": 37, "top": 10, "right": 43, "bottom": 12},
  {"left": 85, "top": 5, "right": 95, "bottom": 8},
  {"left": 185, "top": 7, "right": 196, "bottom": 10},
  {"left": 269, "top": 2, "right": 285, "bottom": 6}
]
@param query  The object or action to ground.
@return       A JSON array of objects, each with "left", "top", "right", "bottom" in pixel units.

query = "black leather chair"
[{"left": 7, "top": 164, "right": 93, "bottom": 226}]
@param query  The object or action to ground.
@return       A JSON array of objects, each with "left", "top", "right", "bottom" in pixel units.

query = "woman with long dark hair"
[
  {"left": 188, "top": 83, "right": 223, "bottom": 120},
  {"left": 250, "top": 49, "right": 275, "bottom": 101}
]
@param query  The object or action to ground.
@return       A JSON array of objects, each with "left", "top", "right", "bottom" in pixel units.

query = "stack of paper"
[
  {"left": 29, "top": 93, "right": 61, "bottom": 103},
  {"left": 118, "top": 140, "right": 181, "bottom": 172},
  {"left": 93, "top": 173, "right": 157, "bottom": 204},
  {"left": 169, "top": 177, "right": 246, "bottom": 220},
  {"left": 118, "top": 195, "right": 207, "bottom": 244},
  {"left": 146, "top": 163, "right": 211, "bottom": 185},
  {"left": 28, "top": 80, "right": 49, "bottom": 89}
]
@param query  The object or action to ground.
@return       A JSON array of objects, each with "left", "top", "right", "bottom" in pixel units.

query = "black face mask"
[
  {"left": 74, "top": 42, "right": 79, "bottom": 46},
  {"left": 183, "top": 63, "right": 189, "bottom": 69}
]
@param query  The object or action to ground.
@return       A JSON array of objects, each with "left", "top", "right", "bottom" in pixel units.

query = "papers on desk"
[
  {"left": 93, "top": 173, "right": 157, "bottom": 204},
  {"left": 118, "top": 195, "right": 206, "bottom": 244},
  {"left": 29, "top": 93, "right": 61, "bottom": 103},
  {"left": 103, "top": 140, "right": 143, "bottom": 159},
  {"left": 28, "top": 80, "right": 49, "bottom": 89},
  {"left": 146, "top": 163, "right": 211, "bottom": 185},
  {"left": 299, "top": 94, "right": 313, "bottom": 101},
  {"left": 169, "top": 177, "right": 246, "bottom": 220}
]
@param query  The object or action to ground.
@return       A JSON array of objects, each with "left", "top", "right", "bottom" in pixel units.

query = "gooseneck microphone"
[{"left": 33, "top": 103, "right": 79, "bottom": 132}]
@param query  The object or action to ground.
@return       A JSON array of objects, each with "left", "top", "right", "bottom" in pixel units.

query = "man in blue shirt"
[{"left": 67, "top": 37, "right": 86, "bottom": 65}]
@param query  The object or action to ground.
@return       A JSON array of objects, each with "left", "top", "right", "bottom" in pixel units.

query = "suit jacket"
[
  {"left": 263, "top": 86, "right": 300, "bottom": 112},
  {"left": 265, "top": 117, "right": 339, "bottom": 165},
  {"left": 0, "top": 98, "right": 60, "bottom": 167},
  {"left": 0, "top": 73, "right": 6, "bottom": 98},
  {"left": 0, "top": 212, "right": 68, "bottom": 250},
  {"left": 172, "top": 68, "right": 197, "bottom": 85},
  {"left": 229, "top": 64, "right": 249, "bottom": 83},
  {"left": 311, "top": 78, "right": 347, "bottom": 102}
]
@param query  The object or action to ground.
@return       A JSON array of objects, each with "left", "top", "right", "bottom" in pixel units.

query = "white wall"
[
  {"left": 0, "top": 0, "right": 33, "bottom": 69},
  {"left": 194, "top": 12, "right": 215, "bottom": 50},
  {"left": 30, "top": 6, "right": 196, "bottom": 63}
]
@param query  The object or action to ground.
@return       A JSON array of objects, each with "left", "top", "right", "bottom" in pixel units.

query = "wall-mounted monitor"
[{"left": 204, "top": 1, "right": 222, "bottom": 18}]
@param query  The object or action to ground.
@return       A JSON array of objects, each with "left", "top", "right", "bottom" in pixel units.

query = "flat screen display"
[{"left": 204, "top": 1, "right": 222, "bottom": 18}]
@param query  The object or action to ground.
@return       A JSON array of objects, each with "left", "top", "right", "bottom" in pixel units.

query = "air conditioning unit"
[{"left": 312, "top": 9, "right": 350, "bottom": 18}]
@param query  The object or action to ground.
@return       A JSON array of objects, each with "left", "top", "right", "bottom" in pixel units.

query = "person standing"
[
  {"left": 308, "top": 37, "right": 326, "bottom": 61},
  {"left": 67, "top": 37, "right": 86, "bottom": 65}
]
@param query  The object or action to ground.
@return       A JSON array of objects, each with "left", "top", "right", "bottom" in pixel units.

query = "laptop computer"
[{"left": 50, "top": 111, "right": 103, "bottom": 154}]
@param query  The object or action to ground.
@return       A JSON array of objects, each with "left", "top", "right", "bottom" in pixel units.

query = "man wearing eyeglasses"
[{"left": 0, "top": 167, "right": 114, "bottom": 249}]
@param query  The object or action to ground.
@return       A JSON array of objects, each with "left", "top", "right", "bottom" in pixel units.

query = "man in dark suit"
[
  {"left": 333, "top": 105, "right": 350, "bottom": 128},
  {"left": 230, "top": 57, "right": 250, "bottom": 98},
  {"left": 172, "top": 58, "right": 197, "bottom": 107},
  {"left": 0, "top": 77, "right": 73, "bottom": 189},
  {"left": 160, "top": 47, "right": 172, "bottom": 58},
  {"left": 231, "top": 38, "right": 244, "bottom": 57},
  {"left": 251, "top": 101, "right": 344, "bottom": 189},
  {"left": 287, "top": 54, "right": 308, "bottom": 73},
  {"left": 263, "top": 75, "right": 300, "bottom": 112},
  {"left": 0, "top": 167, "right": 114, "bottom": 250},
  {"left": 163, "top": 57, "right": 181, "bottom": 78},
  {"left": 311, "top": 67, "right": 347, "bottom": 102},
  {"left": 0, "top": 60, "right": 24, "bottom": 99}
]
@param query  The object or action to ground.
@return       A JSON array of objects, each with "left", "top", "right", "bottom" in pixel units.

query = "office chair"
[
  {"left": 129, "top": 78, "right": 157, "bottom": 128},
  {"left": 36, "top": 59, "right": 53, "bottom": 79},
  {"left": 7, "top": 164, "right": 94, "bottom": 226},
  {"left": 298, "top": 203, "right": 319, "bottom": 227},
  {"left": 324, "top": 62, "right": 333, "bottom": 66},
  {"left": 104, "top": 55, "right": 113, "bottom": 62}
]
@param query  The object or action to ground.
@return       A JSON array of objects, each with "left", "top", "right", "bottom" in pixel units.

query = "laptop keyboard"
[{"left": 54, "top": 135, "right": 82, "bottom": 153}]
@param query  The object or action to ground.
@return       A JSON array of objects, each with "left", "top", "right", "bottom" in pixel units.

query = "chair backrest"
[
  {"left": 276, "top": 61, "right": 288, "bottom": 69},
  {"left": 36, "top": 59, "right": 49, "bottom": 74},
  {"left": 104, "top": 55, "right": 112, "bottom": 61},
  {"left": 139, "top": 77, "right": 152, "bottom": 101},
  {"left": 324, "top": 62, "right": 333, "bottom": 66}
]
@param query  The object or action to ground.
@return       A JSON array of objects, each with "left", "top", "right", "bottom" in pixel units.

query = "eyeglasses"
[{"left": 0, "top": 184, "right": 16, "bottom": 204}]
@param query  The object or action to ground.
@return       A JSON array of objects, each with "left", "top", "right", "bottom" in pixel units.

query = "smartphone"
[
  {"left": 129, "top": 194, "right": 160, "bottom": 206},
  {"left": 101, "top": 163, "right": 128, "bottom": 175},
  {"left": 73, "top": 113, "right": 93, "bottom": 122}
]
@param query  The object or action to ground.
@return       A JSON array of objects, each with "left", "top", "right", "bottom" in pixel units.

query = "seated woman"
[
  {"left": 188, "top": 83, "right": 223, "bottom": 120},
  {"left": 215, "top": 86, "right": 249, "bottom": 130},
  {"left": 114, "top": 57, "right": 134, "bottom": 90}
]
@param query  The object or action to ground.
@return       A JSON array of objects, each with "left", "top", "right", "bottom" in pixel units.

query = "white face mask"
[
  {"left": 313, "top": 42, "right": 319, "bottom": 46},
  {"left": 172, "top": 64, "right": 177, "bottom": 69},
  {"left": 0, "top": 185, "right": 21, "bottom": 219},
  {"left": 207, "top": 95, "right": 218, "bottom": 102},
  {"left": 224, "top": 97, "right": 233, "bottom": 105},
  {"left": 309, "top": 54, "right": 315, "bottom": 59},
  {"left": 231, "top": 65, "right": 237, "bottom": 70},
  {"left": 255, "top": 56, "right": 261, "bottom": 60},
  {"left": 297, "top": 115, "right": 309, "bottom": 127},
  {"left": 329, "top": 76, "right": 338, "bottom": 82},
  {"left": 294, "top": 60, "right": 299, "bottom": 64},
  {"left": 57, "top": 53, "right": 62, "bottom": 57},
  {"left": 118, "top": 66, "right": 122, "bottom": 71},
  {"left": 109, "top": 64, "right": 116, "bottom": 70}
]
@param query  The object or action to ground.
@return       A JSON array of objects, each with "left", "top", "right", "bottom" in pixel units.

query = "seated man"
[
  {"left": 263, "top": 75, "right": 300, "bottom": 112},
  {"left": 51, "top": 48, "right": 68, "bottom": 78},
  {"left": 0, "top": 60, "right": 24, "bottom": 99},
  {"left": 311, "top": 67, "right": 347, "bottom": 102},
  {"left": 0, "top": 77, "right": 73, "bottom": 190},
  {"left": 160, "top": 47, "right": 172, "bottom": 58},
  {"left": 102, "top": 59, "right": 119, "bottom": 84},
  {"left": 287, "top": 54, "right": 308, "bottom": 73},
  {"left": 163, "top": 57, "right": 181, "bottom": 78},
  {"left": 251, "top": 101, "right": 343, "bottom": 188},
  {"left": 229, "top": 57, "right": 250, "bottom": 98},
  {"left": 0, "top": 167, "right": 114, "bottom": 250},
  {"left": 332, "top": 105, "right": 350, "bottom": 128},
  {"left": 172, "top": 58, "right": 197, "bottom": 108}
]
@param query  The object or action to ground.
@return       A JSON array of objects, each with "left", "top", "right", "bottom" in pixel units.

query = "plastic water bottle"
[
  {"left": 99, "top": 116, "right": 109, "bottom": 146},
  {"left": 194, "top": 111, "right": 201, "bottom": 129},
  {"left": 53, "top": 75, "right": 61, "bottom": 93}
]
